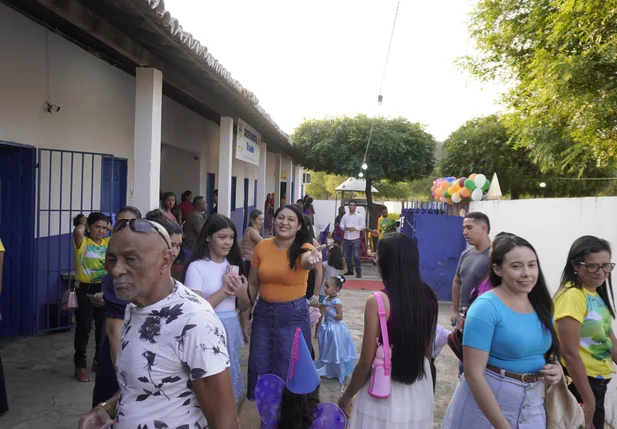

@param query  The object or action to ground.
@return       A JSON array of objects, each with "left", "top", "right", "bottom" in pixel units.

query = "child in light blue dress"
[{"left": 314, "top": 275, "right": 357, "bottom": 387}]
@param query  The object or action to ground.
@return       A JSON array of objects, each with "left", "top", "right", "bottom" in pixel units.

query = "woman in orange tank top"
[{"left": 246, "top": 204, "right": 325, "bottom": 401}]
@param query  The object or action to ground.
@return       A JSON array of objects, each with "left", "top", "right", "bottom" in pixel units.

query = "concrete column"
[
  {"left": 257, "top": 142, "right": 268, "bottom": 214},
  {"left": 274, "top": 153, "right": 282, "bottom": 210},
  {"left": 294, "top": 165, "right": 303, "bottom": 202},
  {"left": 286, "top": 157, "right": 293, "bottom": 204},
  {"left": 218, "top": 116, "right": 234, "bottom": 217},
  {"left": 133, "top": 67, "right": 163, "bottom": 215}
]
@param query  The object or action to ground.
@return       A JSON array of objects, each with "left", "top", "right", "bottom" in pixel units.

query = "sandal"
[
  {"left": 91, "top": 359, "right": 98, "bottom": 373},
  {"left": 75, "top": 367, "right": 91, "bottom": 382}
]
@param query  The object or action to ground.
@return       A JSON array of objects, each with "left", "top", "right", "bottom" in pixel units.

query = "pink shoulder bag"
[{"left": 368, "top": 291, "right": 392, "bottom": 398}]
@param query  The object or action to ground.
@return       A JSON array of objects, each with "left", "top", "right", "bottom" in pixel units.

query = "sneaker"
[
  {"left": 344, "top": 270, "right": 354, "bottom": 276},
  {"left": 356, "top": 272, "right": 362, "bottom": 278}
]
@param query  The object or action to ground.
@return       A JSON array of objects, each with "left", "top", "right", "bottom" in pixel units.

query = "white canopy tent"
[{"left": 335, "top": 177, "right": 379, "bottom": 193}]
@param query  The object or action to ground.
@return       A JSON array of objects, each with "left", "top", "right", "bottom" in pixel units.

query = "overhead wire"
[{"left": 360, "top": 0, "right": 402, "bottom": 175}]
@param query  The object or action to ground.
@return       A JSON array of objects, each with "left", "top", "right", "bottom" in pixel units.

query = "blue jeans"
[
  {"left": 343, "top": 238, "right": 361, "bottom": 273},
  {"left": 442, "top": 369, "right": 545, "bottom": 428}
]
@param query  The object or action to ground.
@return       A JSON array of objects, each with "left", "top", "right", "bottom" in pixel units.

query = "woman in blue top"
[{"left": 442, "top": 234, "right": 563, "bottom": 429}]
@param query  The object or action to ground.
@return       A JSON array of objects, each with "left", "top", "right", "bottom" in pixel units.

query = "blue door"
[
  {"left": 231, "top": 176, "right": 237, "bottom": 211},
  {"left": 243, "top": 178, "right": 250, "bottom": 230},
  {"left": 207, "top": 173, "right": 215, "bottom": 215},
  {"left": 101, "top": 157, "right": 128, "bottom": 221},
  {"left": 0, "top": 144, "right": 36, "bottom": 336}
]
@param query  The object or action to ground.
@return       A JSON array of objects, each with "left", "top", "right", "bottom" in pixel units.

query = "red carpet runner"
[{"left": 344, "top": 279, "right": 383, "bottom": 291}]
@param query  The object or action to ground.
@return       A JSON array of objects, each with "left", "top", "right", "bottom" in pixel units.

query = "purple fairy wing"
[
  {"left": 310, "top": 402, "right": 348, "bottom": 429},
  {"left": 255, "top": 374, "right": 285, "bottom": 428}
]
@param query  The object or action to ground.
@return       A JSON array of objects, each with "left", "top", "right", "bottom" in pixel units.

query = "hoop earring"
[{"left": 574, "top": 270, "right": 578, "bottom": 275}]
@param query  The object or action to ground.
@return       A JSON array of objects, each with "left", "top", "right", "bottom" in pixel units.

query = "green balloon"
[
  {"left": 482, "top": 180, "right": 491, "bottom": 191},
  {"left": 444, "top": 190, "right": 451, "bottom": 198},
  {"left": 465, "top": 179, "right": 477, "bottom": 190}
]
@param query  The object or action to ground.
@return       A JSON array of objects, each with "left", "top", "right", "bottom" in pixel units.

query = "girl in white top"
[{"left": 183, "top": 214, "right": 250, "bottom": 403}]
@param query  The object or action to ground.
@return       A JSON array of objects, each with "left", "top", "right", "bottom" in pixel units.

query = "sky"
[{"left": 164, "top": 0, "right": 505, "bottom": 141}]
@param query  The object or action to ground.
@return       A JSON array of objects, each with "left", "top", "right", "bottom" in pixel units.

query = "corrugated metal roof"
[{"left": 143, "top": 0, "right": 292, "bottom": 145}]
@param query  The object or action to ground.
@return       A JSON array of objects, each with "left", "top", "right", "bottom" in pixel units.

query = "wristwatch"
[{"left": 98, "top": 401, "right": 114, "bottom": 417}]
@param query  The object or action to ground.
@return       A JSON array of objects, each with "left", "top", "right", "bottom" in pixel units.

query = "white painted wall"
[
  {"left": 471, "top": 197, "right": 617, "bottom": 422},
  {"left": 470, "top": 197, "right": 617, "bottom": 296},
  {"left": 160, "top": 144, "right": 201, "bottom": 205},
  {"left": 160, "top": 96, "right": 220, "bottom": 202},
  {"left": 0, "top": 4, "right": 136, "bottom": 236},
  {"left": 0, "top": 3, "right": 295, "bottom": 238},
  {"left": 0, "top": 3, "right": 135, "bottom": 163}
]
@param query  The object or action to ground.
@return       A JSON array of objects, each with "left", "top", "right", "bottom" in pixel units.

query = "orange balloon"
[
  {"left": 445, "top": 197, "right": 453, "bottom": 205},
  {"left": 436, "top": 188, "right": 444, "bottom": 198},
  {"left": 453, "top": 183, "right": 461, "bottom": 192},
  {"left": 440, "top": 181, "right": 450, "bottom": 190},
  {"left": 469, "top": 173, "right": 477, "bottom": 180},
  {"left": 460, "top": 187, "right": 471, "bottom": 198}
]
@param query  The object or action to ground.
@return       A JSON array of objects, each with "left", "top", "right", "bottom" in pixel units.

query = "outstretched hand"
[{"left": 307, "top": 244, "right": 326, "bottom": 267}]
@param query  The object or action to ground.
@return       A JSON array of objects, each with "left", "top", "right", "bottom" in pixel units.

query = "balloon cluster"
[{"left": 431, "top": 174, "right": 490, "bottom": 205}]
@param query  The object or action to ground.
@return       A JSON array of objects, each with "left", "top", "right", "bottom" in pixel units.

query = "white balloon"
[
  {"left": 471, "top": 188, "right": 484, "bottom": 201},
  {"left": 440, "top": 196, "right": 447, "bottom": 203},
  {"left": 474, "top": 174, "right": 487, "bottom": 189},
  {"left": 452, "top": 192, "right": 462, "bottom": 204}
]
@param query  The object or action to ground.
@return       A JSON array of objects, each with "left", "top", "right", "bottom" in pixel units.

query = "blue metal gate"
[
  {"left": 34, "top": 149, "right": 125, "bottom": 333},
  {"left": 401, "top": 202, "right": 467, "bottom": 301}
]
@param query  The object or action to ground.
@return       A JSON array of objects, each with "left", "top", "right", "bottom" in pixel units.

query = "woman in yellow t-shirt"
[
  {"left": 554, "top": 236, "right": 616, "bottom": 429},
  {"left": 72, "top": 212, "right": 110, "bottom": 383},
  {"left": 246, "top": 204, "right": 325, "bottom": 400}
]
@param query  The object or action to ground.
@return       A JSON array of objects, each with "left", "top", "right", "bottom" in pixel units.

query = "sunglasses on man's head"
[{"left": 113, "top": 218, "right": 171, "bottom": 250}]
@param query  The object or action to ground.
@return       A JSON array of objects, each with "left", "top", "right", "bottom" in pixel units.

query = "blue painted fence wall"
[{"left": 401, "top": 205, "right": 466, "bottom": 301}]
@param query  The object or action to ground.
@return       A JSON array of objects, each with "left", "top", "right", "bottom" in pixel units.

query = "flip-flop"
[{"left": 75, "top": 367, "right": 91, "bottom": 382}]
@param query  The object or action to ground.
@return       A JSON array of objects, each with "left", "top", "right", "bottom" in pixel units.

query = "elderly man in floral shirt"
[{"left": 78, "top": 219, "right": 239, "bottom": 429}]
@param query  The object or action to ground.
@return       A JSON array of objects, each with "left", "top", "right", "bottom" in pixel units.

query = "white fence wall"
[
  {"left": 471, "top": 197, "right": 617, "bottom": 423},
  {"left": 470, "top": 197, "right": 617, "bottom": 296}
]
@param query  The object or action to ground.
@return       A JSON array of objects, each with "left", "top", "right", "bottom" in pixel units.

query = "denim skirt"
[
  {"left": 441, "top": 368, "right": 545, "bottom": 428},
  {"left": 247, "top": 296, "right": 311, "bottom": 400}
]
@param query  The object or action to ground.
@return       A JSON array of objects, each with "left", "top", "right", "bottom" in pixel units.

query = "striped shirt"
[{"left": 74, "top": 237, "right": 109, "bottom": 284}]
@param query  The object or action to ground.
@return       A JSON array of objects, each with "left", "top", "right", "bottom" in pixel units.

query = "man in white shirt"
[
  {"left": 340, "top": 200, "right": 365, "bottom": 278},
  {"left": 78, "top": 219, "right": 238, "bottom": 429}
]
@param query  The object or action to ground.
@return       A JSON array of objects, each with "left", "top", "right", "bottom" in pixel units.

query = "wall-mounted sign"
[{"left": 235, "top": 119, "right": 261, "bottom": 166}]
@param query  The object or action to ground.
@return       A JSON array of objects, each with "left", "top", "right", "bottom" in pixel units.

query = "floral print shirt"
[{"left": 115, "top": 282, "right": 230, "bottom": 429}]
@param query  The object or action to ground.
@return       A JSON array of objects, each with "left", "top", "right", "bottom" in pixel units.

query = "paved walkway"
[{"left": 1, "top": 263, "right": 461, "bottom": 428}]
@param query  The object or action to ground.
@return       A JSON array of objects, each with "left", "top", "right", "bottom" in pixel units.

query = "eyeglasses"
[
  {"left": 113, "top": 219, "right": 171, "bottom": 250},
  {"left": 578, "top": 262, "right": 616, "bottom": 274}
]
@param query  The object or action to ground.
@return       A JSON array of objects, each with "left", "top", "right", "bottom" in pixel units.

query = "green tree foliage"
[
  {"left": 306, "top": 172, "right": 434, "bottom": 201},
  {"left": 305, "top": 171, "right": 351, "bottom": 200},
  {"left": 439, "top": 115, "right": 540, "bottom": 199},
  {"left": 461, "top": 0, "right": 617, "bottom": 175},
  {"left": 440, "top": 115, "right": 611, "bottom": 198},
  {"left": 292, "top": 115, "right": 436, "bottom": 227}
]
